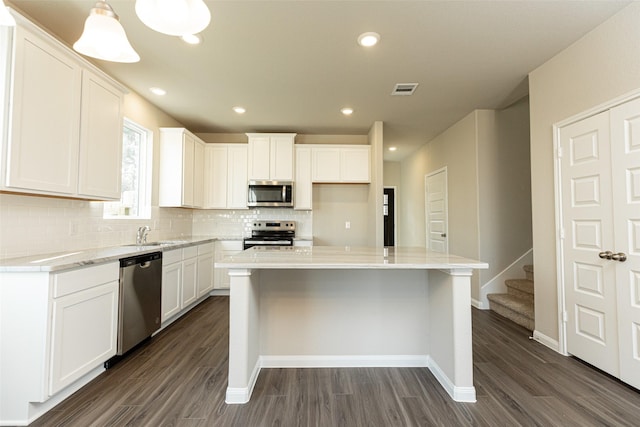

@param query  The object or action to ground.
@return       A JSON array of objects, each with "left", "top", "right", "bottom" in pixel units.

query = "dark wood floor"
[{"left": 31, "top": 296, "right": 640, "bottom": 426}]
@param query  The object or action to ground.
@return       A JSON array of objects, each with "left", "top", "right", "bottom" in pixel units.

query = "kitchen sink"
[{"left": 125, "top": 240, "right": 189, "bottom": 247}]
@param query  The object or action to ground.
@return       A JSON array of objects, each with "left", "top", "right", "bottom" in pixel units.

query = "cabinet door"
[
  {"left": 227, "top": 144, "right": 248, "bottom": 209},
  {"left": 311, "top": 147, "right": 341, "bottom": 182},
  {"left": 182, "top": 133, "right": 195, "bottom": 207},
  {"left": 77, "top": 70, "right": 123, "bottom": 200},
  {"left": 161, "top": 261, "right": 182, "bottom": 322},
  {"left": 6, "top": 26, "right": 82, "bottom": 195},
  {"left": 197, "top": 252, "right": 214, "bottom": 297},
  {"left": 294, "top": 145, "right": 312, "bottom": 209},
  {"left": 193, "top": 139, "right": 205, "bottom": 208},
  {"left": 247, "top": 136, "right": 271, "bottom": 180},
  {"left": 270, "top": 136, "right": 294, "bottom": 181},
  {"left": 182, "top": 256, "right": 198, "bottom": 308},
  {"left": 49, "top": 280, "right": 118, "bottom": 395},
  {"left": 341, "top": 146, "right": 370, "bottom": 182},
  {"left": 205, "top": 145, "right": 229, "bottom": 209}
]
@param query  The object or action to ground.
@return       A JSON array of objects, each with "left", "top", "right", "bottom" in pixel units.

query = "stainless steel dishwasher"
[{"left": 117, "top": 251, "right": 162, "bottom": 355}]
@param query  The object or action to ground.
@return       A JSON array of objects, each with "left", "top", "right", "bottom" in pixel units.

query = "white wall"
[{"left": 528, "top": 2, "right": 640, "bottom": 343}]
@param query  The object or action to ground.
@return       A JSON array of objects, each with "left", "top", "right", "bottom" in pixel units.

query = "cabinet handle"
[
  {"left": 610, "top": 252, "right": 627, "bottom": 262},
  {"left": 598, "top": 251, "right": 613, "bottom": 260}
]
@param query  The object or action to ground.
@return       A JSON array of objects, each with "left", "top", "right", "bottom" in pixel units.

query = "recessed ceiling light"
[
  {"left": 341, "top": 107, "right": 354, "bottom": 116},
  {"left": 233, "top": 106, "right": 246, "bottom": 114},
  {"left": 150, "top": 87, "right": 166, "bottom": 96},
  {"left": 357, "top": 32, "right": 380, "bottom": 47},
  {"left": 388, "top": 146, "right": 397, "bottom": 152},
  {"left": 181, "top": 34, "right": 202, "bottom": 45}
]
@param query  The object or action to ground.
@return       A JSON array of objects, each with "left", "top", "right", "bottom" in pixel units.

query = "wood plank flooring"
[{"left": 31, "top": 296, "right": 640, "bottom": 426}]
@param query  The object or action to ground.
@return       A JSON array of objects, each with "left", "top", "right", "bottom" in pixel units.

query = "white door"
[
  {"left": 425, "top": 168, "right": 448, "bottom": 253},
  {"left": 610, "top": 98, "right": 640, "bottom": 389},
  {"left": 560, "top": 111, "right": 620, "bottom": 376}
]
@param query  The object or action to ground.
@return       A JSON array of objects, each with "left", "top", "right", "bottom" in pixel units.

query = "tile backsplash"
[
  {"left": 0, "top": 193, "right": 312, "bottom": 259},
  {"left": 0, "top": 194, "right": 193, "bottom": 259},
  {"left": 192, "top": 208, "right": 312, "bottom": 238}
]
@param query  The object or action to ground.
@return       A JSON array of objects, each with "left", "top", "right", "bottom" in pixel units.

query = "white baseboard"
[
  {"left": 225, "top": 360, "right": 261, "bottom": 404},
  {"left": 209, "top": 289, "right": 230, "bottom": 296},
  {"left": 260, "top": 354, "right": 430, "bottom": 368},
  {"left": 428, "top": 357, "right": 476, "bottom": 402},
  {"left": 533, "top": 330, "right": 560, "bottom": 353},
  {"left": 471, "top": 298, "right": 488, "bottom": 310}
]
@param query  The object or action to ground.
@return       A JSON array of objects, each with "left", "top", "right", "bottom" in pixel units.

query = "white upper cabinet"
[
  {"left": 158, "top": 128, "right": 205, "bottom": 208},
  {"left": 311, "top": 144, "right": 370, "bottom": 183},
  {"left": 0, "top": 18, "right": 125, "bottom": 200},
  {"left": 294, "top": 145, "right": 312, "bottom": 210},
  {"left": 77, "top": 70, "right": 124, "bottom": 199},
  {"left": 247, "top": 133, "right": 295, "bottom": 181},
  {"left": 204, "top": 143, "right": 248, "bottom": 209}
]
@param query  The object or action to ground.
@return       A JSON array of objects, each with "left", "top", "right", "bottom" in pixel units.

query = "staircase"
[{"left": 487, "top": 265, "right": 534, "bottom": 331}]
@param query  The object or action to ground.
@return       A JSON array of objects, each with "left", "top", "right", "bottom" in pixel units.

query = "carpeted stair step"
[
  {"left": 487, "top": 293, "right": 534, "bottom": 331},
  {"left": 524, "top": 264, "right": 534, "bottom": 281},
  {"left": 506, "top": 278, "right": 534, "bottom": 302}
]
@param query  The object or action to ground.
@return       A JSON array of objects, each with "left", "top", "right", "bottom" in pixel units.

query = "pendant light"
[
  {"left": 135, "top": 0, "right": 211, "bottom": 36},
  {"left": 0, "top": 0, "right": 16, "bottom": 26},
  {"left": 73, "top": 1, "right": 140, "bottom": 63}
]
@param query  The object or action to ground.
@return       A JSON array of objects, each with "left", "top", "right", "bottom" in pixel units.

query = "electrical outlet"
[{"left": 345, "top": 221, "right": 351, "bottom": 229}]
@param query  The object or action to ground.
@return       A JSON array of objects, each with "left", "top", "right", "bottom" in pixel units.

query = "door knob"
[
  {"left": 440, "top": 233, "right": 447, "bottom": 238},
  {"left": 599, "top": 251, "right": 613, "bottom": 260},
  {"left": 611, "top": 252, "right": 627, "bottom": 262}
]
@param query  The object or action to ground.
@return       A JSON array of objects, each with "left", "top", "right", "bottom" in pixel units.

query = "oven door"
[{"left": 243, "top": 238, "right": 294, "bottom": 250}]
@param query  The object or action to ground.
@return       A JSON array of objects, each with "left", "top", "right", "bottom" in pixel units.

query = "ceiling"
[{"left": 6, "top": 0, "right": 631, "bottom": 161}]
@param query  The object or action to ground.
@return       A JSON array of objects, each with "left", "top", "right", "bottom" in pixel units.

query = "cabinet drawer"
[
  {"left": 53, "top": 262, "right": 118, "bottom": 298},
  {"left": 183, "top": 245, "right": 198, "bottom": 259},
  {"left": 163, "top": 248, "right": 183, "bottom": 265},
  {"left": 197, "top": 242, "right": 214, "bottom": 255}
]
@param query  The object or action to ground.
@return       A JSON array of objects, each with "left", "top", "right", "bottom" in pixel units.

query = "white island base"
[{"left": 217, "top": 246, "right": 488, "bottom": 405}]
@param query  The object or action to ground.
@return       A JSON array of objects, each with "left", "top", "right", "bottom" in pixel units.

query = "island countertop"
[{"left": 216, "top": 245, "right": 488, "bottom": 270}]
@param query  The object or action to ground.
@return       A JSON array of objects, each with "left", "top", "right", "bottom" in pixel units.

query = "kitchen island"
[{"left": 216, "top": 246, "right": 488, "bottom": 405}]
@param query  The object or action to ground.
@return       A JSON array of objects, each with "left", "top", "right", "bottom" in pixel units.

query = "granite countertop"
[
  {"left": 215, "top": 246, "right": 488, "bottom": 270},
  {"left": 0, "top": 236, "right": 226, "bottom": 273}
]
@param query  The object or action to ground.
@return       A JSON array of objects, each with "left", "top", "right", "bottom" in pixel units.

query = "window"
[{"left": 104, "top": 119, "right": 152, "bottom": 219}]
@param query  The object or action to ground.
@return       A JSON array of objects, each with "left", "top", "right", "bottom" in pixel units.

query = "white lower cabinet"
[
  {"left": 214, "top": 240, "right": 243, "bottom": 289},
  {"left": 161, "top": 249, "right": 183, "bottom": 322},
  {"left": 197, "top": 242, "right": 215, "bottom": 297},
  {"left": 181, "top": 246, "right": 198, "bottom": 308},
  {"left": 0, "top": 262, "right": 119, "bottom": 424},
  {"left": 50, "top": 280, "right": 118, "bottom": 395},
  {"left": 161, "top": 242, "right": 215, "bottom": 325}
]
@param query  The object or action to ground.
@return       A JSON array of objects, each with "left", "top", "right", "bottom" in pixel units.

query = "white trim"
[
  {"left": 225, "top": 359, "right": 261, "bottom": 404},
  {"left": 533, "top": 330, "right": 562, "bottom": 354},
  {"left": 553, "top": 88, "right": 640, "bottom": 357},
  {"left": 429, "top": 357, "right": 477, "bottom": 402},
  {"left": 260, "top": 354, "right": 430, "bottom": 368},
  {"left": 477, "top": 248, "right": 533, "bottom": 310},
  {"left": 471, "top": 298, "right": 485, "bottom": 310}
]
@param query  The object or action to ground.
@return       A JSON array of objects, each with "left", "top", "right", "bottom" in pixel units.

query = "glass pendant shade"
[
  {"left": 135, "top": 0, "right": 211, "bottom": 36},
  {"left": 0, "top": 0, "right": 16, "bottom": 26},
  {"left": 73, "top": 1, "right": 140, "bottom": 63}
]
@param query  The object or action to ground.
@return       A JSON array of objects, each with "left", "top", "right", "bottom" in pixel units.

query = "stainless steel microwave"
[{"left": 247, "top": 180, "right": 294, "bottom": 207}]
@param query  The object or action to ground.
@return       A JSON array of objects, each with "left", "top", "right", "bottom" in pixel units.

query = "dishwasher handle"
[
  {"left": 139, "top": 261, "right": 152, "bottom": 269},
  {"left": 120, "top": 251, "right": 162, "bottom": 268}
]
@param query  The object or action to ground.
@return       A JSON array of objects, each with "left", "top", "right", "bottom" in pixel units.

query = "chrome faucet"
[{"left": 136, "top": 225, "right": 150, "bottom": 245}]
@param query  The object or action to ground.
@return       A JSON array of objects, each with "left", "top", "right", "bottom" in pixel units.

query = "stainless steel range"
[{"left": 243, "top": 221, "right": 295, "bottom": 249}]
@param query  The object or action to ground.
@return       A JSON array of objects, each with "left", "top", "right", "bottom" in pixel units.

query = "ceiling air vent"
[{"left": 391, "top": 83, "right": 419, "bottom": 96}]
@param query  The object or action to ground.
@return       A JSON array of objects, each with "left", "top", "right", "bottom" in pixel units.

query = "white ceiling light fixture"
[
  {"left": 233, "top": 106, "right": 246, "bottom": 114},
  {"left": 150, "top": 87, "right": 167, "bottom": 96},
  {"left": 181, "top": 34, "right": 202, "bottom": 45},
  {"left": 73, "top": 1, "right": 140, "bottom": 63},
  {"left": 357, "top": 32, "right": 380, "bottom": 47},
  {"left": 341, "top": 107, "right": 354, "bottom": 116},
  {"left": 388, "top": 146, "right": 397, "bottom": 151},
  {"left": 0, "top": 0, "right": 16, "bottom": 27},
  {"left": 136, "top": 0, "right": 211, "bottom": 37}
]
